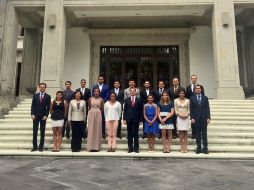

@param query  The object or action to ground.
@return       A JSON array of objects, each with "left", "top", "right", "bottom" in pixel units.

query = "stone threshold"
[{"left": 0, "top": 150, "right": 254, "bottom": 160}]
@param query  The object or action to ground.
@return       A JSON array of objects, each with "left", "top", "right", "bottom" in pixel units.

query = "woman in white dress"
[{"left": 174, "top": 88, "right": 190, "bottom": 153}]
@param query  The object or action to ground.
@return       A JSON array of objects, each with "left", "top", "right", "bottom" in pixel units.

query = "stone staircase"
[{"left": 0, "top": 99, "right": 254, "bottom": 159}]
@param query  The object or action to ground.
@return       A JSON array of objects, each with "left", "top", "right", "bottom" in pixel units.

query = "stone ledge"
[{"left": 0, "top": 150, "right": 254, "bottom": 160}]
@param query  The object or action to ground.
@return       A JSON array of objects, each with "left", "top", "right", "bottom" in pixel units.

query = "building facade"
[{"left": 1, "top": 0, "right": 254, "bottom": 99}]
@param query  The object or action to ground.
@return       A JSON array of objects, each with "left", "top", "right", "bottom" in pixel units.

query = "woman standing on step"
[
  {"left": 174, "top": 88, "right": 190, "bottom": 153},
  {"left": 158, "top": 92, "right": 175, "bottom": 153},
  {"left": 50, "top": 91, "right": 68, "bottom": 152},
  {"left": 144, "top": 95, "right": 158, "bottom": 152},
  {"left": 87, "top": 88, "right": 104, "bottom": 152},
  {"left": 104, "top": 92, "right": 122, "bottom": 152},
  {"left": 68, "top": 91, "right": 86, "bottom": 152}
]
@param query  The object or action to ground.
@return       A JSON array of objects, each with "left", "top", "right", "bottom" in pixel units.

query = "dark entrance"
[{"left": 100, "top": 46, "right": 179, "bottom": 89}]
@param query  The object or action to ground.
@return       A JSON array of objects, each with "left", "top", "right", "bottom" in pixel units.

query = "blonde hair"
[{"left": 160, "top": 92, "right": 171, "bottom": 105}]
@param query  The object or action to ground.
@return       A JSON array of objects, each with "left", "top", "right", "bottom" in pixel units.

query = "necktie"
[
  {"left": 198, "top": 95, "right": 201, "bottom": 104},
  {"left": 40, "top": 93, "right": 44, "bottom": 104},
  {"left": 131, "top": 97, "right": 135, "bottom": 108},
  {"left": 159, "top": 88, "right": 162, "bottom": 94},
  {"left": 174, "top": 86, "right": 177, "bottom": 93}
]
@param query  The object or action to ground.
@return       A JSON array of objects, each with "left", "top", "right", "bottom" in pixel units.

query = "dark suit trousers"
[
  {"left": 191, "top": 123, "right": 196, "bottom": 137},
  {"left": 117, "top": 116, "right": 122, "bottom": 136},
  {"left": 102, "top": 112, "right": 106, "bottom": 135},
  {"left": 62, "top": 116, "right": 70, "bottom": 137},
  {"left": 172, "top": 114, "right": 177, "bottom": 136},
  {"left": 71, "top": 121, "right": 83, "bottom": 151},
  {"left": 127, "top": 121, "right": 139, "bottom": 151},
  {"left": 195, "top": 120, "right": 208, "bottom": 150},
  {"left": 33, "top": 119, "right": 46, "bottom": 149}
]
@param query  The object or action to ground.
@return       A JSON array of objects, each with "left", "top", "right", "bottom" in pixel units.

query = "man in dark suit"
[
  {"left": 92, "top": 75, "right": 110, "bottom": 139},
  {"left": 31, "top": 83, "right": 51, "bottom": 152},
  {"left": 190, "top": 84, "right": 211, "bottom": 154},
  {"left": 168, "top": 77, "right": 182, "bottom": 139},
  {"left": 76, "top": 79, "right": 91, "bottom": 139},
  {"left": 63, "top": 81, "right": 74, "bottom": 139},
  {"left": 110, "top": 80, "right": 124, "bottom": 139},
  {"left": 123, "top": 87, "right": 143, "bottom": 153},
  {"left": 186, "top": 75, "right": 205, "bottom": 139},
  {"left": 154, "top": 80, "right": 168, "bottom": 104},
  {"left": 140, "top": 80, "right": 156, "bottom": 139},
  {"left": 154, "top": 80, "right": 168, "bottom": 139}
]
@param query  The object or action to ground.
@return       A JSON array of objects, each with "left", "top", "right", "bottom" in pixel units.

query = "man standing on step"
[
  {"left": 190, "top": 84, "right": 210, "bottom": 154},
  {"left": 186, "top": 74, "right": 205, "bottom": 139},
  {"left": 31, "top": 83, "right": 51, "bottom": 152},
  {"left": 123, "top": 87, "right": 143, "bottom": 153},
  {"left": 63, "top": 81, "right": 74, "bottom": 139}
]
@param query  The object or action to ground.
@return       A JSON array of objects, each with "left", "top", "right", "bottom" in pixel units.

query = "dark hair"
[
  {"left": 98, "top": 75, "right": 104, "bottom": 79},
  {"left": 74, "top": 91, "right": 83, "bottom": 99},
  {"left": 191, "top": 74, "right": 197, "bottom": 79},
  {"left": 114, "top": 80, "right": 121, "bottom": 84},
  {"left": 172, "top": 77, "right": 179, "bottom": 81},
  {"left": 158, "top": 80, "right": 165, "bottom": 84},
  {"left": 80, "top": 79, "right": 86, "bottom": 83},
  {"left": 129, "top": 87, "right": 136, "bottom": 91},
  {"left": 147, "top": 94, "right": 154, "bottom": 99},
  {"left": 93, "top": 87, "right": 100, "bottom": 93},
  {"left": 144, "top": 80, "right": 150, "bottom": 84},
  {"left": 178, "top": 88, "right": 186, "bottom": 94},
  {"left": 55, "top": 91, "right": 64, "bottom": 101},
  {"left": 128, "top": 79, "right": 135, "bottom": 83},
  {"left": 109, "top": 92, "right": 117, "bottom": 99},
  {"left": 195, "top": 84, "right": 202, "bottom": 89},
  {"left": 65, "top": 81, "right": 72, "bottom": 85},
  {"left": 39, "top": 82, "right": 47, "bottom": 87}
]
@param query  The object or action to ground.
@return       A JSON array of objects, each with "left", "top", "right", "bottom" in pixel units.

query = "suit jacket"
[
  {"left": 76, "top": 87, "right": 91, "bottom": 102},
  {"left": 154, "top": 88, "right": 168, "bottom": 104},
  {"left": 110, "top": 89, "right": 124, "bottom": 105},
  {"left": 63, "top": 89, "right": 74, "bottom": 103},
  {"left": 92, "top": 84, "right": 109, "bottom": 102},
  {"left": 168, "top": 86, "right": 183, "bottom": 101},
  {"left": 124, "top": 87, "right": 140, "bottom": 100},
  {"left": 140, "top": 88, "right": 156, "bottom": 104},
  {"left": 186, "top": 84, "right": 205, "bottom": 99},
  {"left": 123, "top": 97, "right": 143, "bottom": 124},
  {"left": 31, "top": 93, "right": 51, "bottom": 119},
  {"left": 190, "top": 94, "right": 210, "bottom": 122}
]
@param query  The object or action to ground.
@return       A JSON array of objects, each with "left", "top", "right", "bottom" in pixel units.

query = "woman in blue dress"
[
  {"left": 144, "top": 95, "right": 158, "bottom": 152},
  {"left": 158, "top": 92, "right": 175, "bottom": 153}
]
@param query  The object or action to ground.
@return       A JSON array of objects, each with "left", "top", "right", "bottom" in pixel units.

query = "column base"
[{"left": 216, "top": 86, "right": 245, "bottom": 100}]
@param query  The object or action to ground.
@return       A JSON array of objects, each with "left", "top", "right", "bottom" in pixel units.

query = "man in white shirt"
[{"left": 124, "top": 79, "right": 140, "bottom": 100}]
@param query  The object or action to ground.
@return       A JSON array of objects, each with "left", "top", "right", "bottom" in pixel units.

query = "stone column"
[
  {"left": 212, "top": 0, "right": 245, "bottom": 99},
  {"left": 0, "top": 2, "right": 19, "bottom": 96},
  {"left": 40, "top": 0, "right": 66, "bottom": 96},
  {"left": 20, "top": 29, "right": 41, "bottom": 95},
  {"left": 0, "top": 0, "right": 7, "bottom": 77}
]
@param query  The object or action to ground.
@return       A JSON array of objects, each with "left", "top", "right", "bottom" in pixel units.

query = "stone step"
[
  {"left": 5, "top": 112, "right": 254, "bottom": 118},
  {"left": 0, "top": 125, "right": 254, "bottom": 132},
  {"left": 0, "top": 130, "right": 254, "bottom": 138},
  {"left": 0, "top": 143, "right": 254, "bottom": 153},
  {"left": 0, "top": 137, "right": 253, "bottom": 145}
]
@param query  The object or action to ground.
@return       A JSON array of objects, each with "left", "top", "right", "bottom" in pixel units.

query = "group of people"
[{"left": 30, "top": 74, "right": 210, "bottom": 154}]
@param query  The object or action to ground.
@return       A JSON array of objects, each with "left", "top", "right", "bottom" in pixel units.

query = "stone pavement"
[{"left": 0, "top": 157, "right": 254, "bottom": 190}]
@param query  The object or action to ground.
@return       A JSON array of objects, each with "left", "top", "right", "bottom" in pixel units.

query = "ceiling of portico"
[{"left": 15, "top": 5, "right": 254, "bottom": 29}]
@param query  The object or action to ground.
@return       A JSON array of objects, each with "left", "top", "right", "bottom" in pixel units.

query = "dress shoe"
[
  {"left": 38, "top": 148, "right": 43, "bottom": 152},
  {"left": 128, "top": 149, "right": 133, "bottom": 153},
  {"left": 102, "top": 134, "right": 106, "bottom": 139},
  {"left": 134, "top": 149, "right": 139, "bottom": 153},
  {"left": 72, "top": 149, "right": 76, "bottom": 152},
  {"left": 173, "top": 135, "right": 177, "bottom": 139},
  {"left": 117, "top": 134, "right": 122, "bottom": 139},
  {"left": 203, "top": 149, "right": 209, "bottom": 154},
  {"left": 158, "top": 135, "right": 162, "bottom": 139},
  {"left": 111, "top": 148, "right": 116, "bottom": 152},
  {"left": 107, "top": 148, "right": 112, "bottom": 152},
  {"left": 196, "top": 149, "right": 201, "bottom": 154},
  {"left": 142, "top": 135, "right": 147, "bottom": 139},
  {"left": 191, "top": 136, "right": 196, "bottom": 139},
  {"left": 31, "top": 148, "right": 37, "bottom": 152}
]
